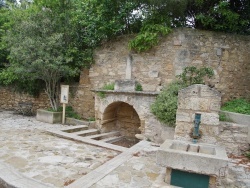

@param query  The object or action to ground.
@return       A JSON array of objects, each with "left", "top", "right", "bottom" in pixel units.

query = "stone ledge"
[
  {"left": 92, "top": 89, "right": 159, "bottom": 96},
  {"left": 220, "top": 110, "right": 250, "bottom": 126}
]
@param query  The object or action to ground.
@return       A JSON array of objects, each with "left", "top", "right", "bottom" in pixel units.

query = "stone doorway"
[{"left": 102, "top": 101, "right": 141, "bottom": 142}]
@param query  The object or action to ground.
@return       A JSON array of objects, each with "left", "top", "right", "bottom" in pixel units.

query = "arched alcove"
[{"left": 101, "top": 101, "right": 141, "bottom": 141}]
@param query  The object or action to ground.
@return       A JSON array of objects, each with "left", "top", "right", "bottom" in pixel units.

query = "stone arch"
[{"left": 101, "top": 101, "right": 141, "bottom": 140}]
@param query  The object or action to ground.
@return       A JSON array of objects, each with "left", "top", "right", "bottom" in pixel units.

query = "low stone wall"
[
  {"left": 0, "top": 69, "right": 95, "bottom": 120},
  {"left": 217, "top": 122, "right": 249, "bottom": 155},
  {"left": 220, "top": 110, "right": 250, "bottom": 126},
  {"left": 0, "top": 86, "right": 50, "bottom": 112}
]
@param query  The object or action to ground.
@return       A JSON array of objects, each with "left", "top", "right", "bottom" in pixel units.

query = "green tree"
[{"left": 4, "top": 8, "right": 81, "bottom": 110}]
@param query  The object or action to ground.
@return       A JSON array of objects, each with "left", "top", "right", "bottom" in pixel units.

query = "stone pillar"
[
  {"left": 174, "top": 84, "right": 221, "bottom": 144},
  {"left": 125, "top": 54, "right": 133, "bottom": 80}
]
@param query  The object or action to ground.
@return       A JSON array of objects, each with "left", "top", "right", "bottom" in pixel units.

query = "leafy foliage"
[
  {"left": 48, "top": 105, "right": 81, "bottom": 119},
  {"left": 177, "top": 66, "right": 214, "bottom": 86},
  {"left": 135, "top": 82, "right": 143, "bottom": 91},
  {"left": 151, "top": 81, "right": 186, "bottom": 126},
  {"left": 102, "top": 83, "right": 115, "bottom": 90},
  {"left": 129, "top": 24, "right": 172, "bottom": 52},
  {"left": 195, "top": 1, "right": 248, "bottom": 33},
  {"left": 4, "top": 8, "right": 81, "bottom": 110},
  {"left": 0, "top": 0, "right": 249, "bottom": 111},
  {"left": 151, "top": 66, "right": 214, "bottom": 127},
  {"left": 97, "top": 83, "right": 115, "bottom": 99},
  {"left": 221, "top": 98, "right": 250, "bottom": 115}
]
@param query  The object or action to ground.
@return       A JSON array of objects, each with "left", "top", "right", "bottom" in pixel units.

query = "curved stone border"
[{"left": 0, "top": 162, "right": 53, "bottom": 188}]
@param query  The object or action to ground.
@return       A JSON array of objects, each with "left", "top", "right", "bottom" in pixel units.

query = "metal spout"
[{"left": 192, "top": 113, "right": 201, "bottom": 143}]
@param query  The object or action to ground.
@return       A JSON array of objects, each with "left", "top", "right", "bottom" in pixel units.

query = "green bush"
[
  {"left": 221, "top": 98, "right": 250, "bottom": 115},
  {"left": 151, "top": 81, "right": 186, "bottom": 126},
  {"left": 151, "top": 66, "right": 214, "bottom": 127},
  {"left": 177, "top": 66, "right": 214, "bottom": 86},
  {"left": 47, "top": 106, "right": 81, "bottom": 119},
  {"left": 88, "top": 117, "right": 95, "bottom": 121},
  {"left": 129, "top": 24, "right": 172, "bottom": 53},
  {"left": 98, "top": 83, "right": 115, "bottom": 98},
  {"left": 135, "top": 82, "right": 143, "bottom": 91},
  {"left": 102, "top": 83, "right": 115, "bottom": 90}
]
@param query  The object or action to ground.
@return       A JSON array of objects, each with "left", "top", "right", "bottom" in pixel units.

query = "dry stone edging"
[{"left": 0, "top": 161, "right": 53, "bottom": 188}]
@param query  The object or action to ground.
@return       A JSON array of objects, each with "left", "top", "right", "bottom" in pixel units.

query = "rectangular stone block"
[
  {"left": 176, "top": 111, "right": 191, "bottom": 122},
  {"left": 114, "top": 80, "right": 136, "bottom": 91},
  {"left": 36, "top": 109, "right": 62, "bottom": 124},
  {"left": 157, "top": 140, "right": 228, "bottom": 176},
  {"left": 194, "top": 112, "right": 219, "bottom": 126}
]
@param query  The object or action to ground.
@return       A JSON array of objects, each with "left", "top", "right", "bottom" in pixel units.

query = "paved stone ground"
[
  {"left": 0, "top": 110, "right": 250, "bottom": 188},
  {"left": 0, "top": 110, "right": 119, "bottom": 187}
]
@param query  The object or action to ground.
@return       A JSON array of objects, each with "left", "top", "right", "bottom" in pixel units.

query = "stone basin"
[
  {"left": 170, "top": 142, "right": 215, "bottom": 155},
  {"left": 157, "top": 140, "right": 228, "bottom": 176}
]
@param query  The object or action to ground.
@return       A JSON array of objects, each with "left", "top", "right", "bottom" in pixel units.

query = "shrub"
[
  {"left": 221, "top": 98, "right": 250, "bottom": 115},
  {"left": 47, "top": 106, "right": 81, "bottom": 119},
  {"left": 135, "top": 82, "right": 143, "bottom": 91},
  {"left": 98, "top": 82, "right": 115, "bottom": 98},
  {"left": 151, "top": 81, "right": 186, "bottom": 126},
  {"left": 151, "top": 66, "right": 214, "bottom": 127},
  {"left": 129, "top": 24, "right": 172, "bottom": 53},
  {"left": 102, "top": 83, "right": 115, "bottom": 90}
]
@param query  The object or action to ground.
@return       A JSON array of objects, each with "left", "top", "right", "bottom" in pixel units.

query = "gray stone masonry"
[{"left": 175, "top": 84, "right": 221, "bottom": 144}]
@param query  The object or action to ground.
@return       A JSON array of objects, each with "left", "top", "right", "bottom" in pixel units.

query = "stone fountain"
[{"left": 157, "top": 84, "right": 228, "bottom": 188}]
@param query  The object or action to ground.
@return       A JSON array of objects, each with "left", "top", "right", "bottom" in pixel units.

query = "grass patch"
[
  {"left": 47, "top": 106, "right": 81, "bottom": 119},
  {"left": 221, "top": 98, "right": 250, "bottom": 115},
  {"left": 98, "top": 83, "right": 115, "bottom": 98}
]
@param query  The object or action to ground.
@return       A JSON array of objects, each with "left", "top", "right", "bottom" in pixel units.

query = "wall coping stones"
[{"left": 92, "top": 89, "right": 159, "bottom": 96}]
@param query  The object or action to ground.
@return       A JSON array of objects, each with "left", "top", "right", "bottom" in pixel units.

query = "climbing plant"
[{"left": 129, "top": 24, "right": 172, "bottom": 53}]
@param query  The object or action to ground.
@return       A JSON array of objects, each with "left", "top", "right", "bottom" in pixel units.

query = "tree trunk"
[{"left": 45, "top": 79, "right": 59, "bottom": 111}]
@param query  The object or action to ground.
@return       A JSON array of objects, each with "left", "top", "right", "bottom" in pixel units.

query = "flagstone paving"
[
  {"left": 0, "top": 110, "right": 250, "bottom": 188},
  {"left": 0, "top": 110, "right": 119, "bottom": 187}
]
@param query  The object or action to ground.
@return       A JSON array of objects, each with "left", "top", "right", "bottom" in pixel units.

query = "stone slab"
[
  {"left": 36, "top": 109, "right": 62, "bottom": 124},
  {"left": 157, "top": 139, "right": 228, "bottom": 176}
]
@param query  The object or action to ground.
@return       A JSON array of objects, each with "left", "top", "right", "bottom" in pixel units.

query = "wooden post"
[
  {"left": 62, "top": 103, "right": 66, "bottom": 124},
  {"left": 60, "top": 85, "right": 69, "bottom": 125}
]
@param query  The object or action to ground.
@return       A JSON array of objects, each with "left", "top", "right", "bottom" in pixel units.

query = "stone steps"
[
  {"left": 85, "top": 131, "right": 120, "bottom": 140},
  {"left": 75, "top": 129, "right": 100, "bottom": 137},
  {"left": 101, "top": 136, "right": 124, "bottom": 143},
  {"left": 61, "top": 125, "right": 89, "bottom": 133}
]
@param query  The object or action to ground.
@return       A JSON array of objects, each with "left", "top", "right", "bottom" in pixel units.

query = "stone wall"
[
  {"left": 174, "top": 84, "right": 221, "bottom": 144},
  {"left": 68, "top": 69, "right": 95, "bottom": 119},
  {"left": 91, "top": 28, "right": 250, "bottom": 103},
  {"left": 174, "top": 84, "right": 248, "bottom": 155},
  {"left": 0, "top": 69, "right": 95, "bottom": 120},
  {"left": 218, "top": 122, "right": 249, "bottom": 155},
  {"left": 1, "top": 28, "right": 250, "bottom": 119},
  {"left": 0, "top": 86, "right": 50, "bottom": 112}
]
